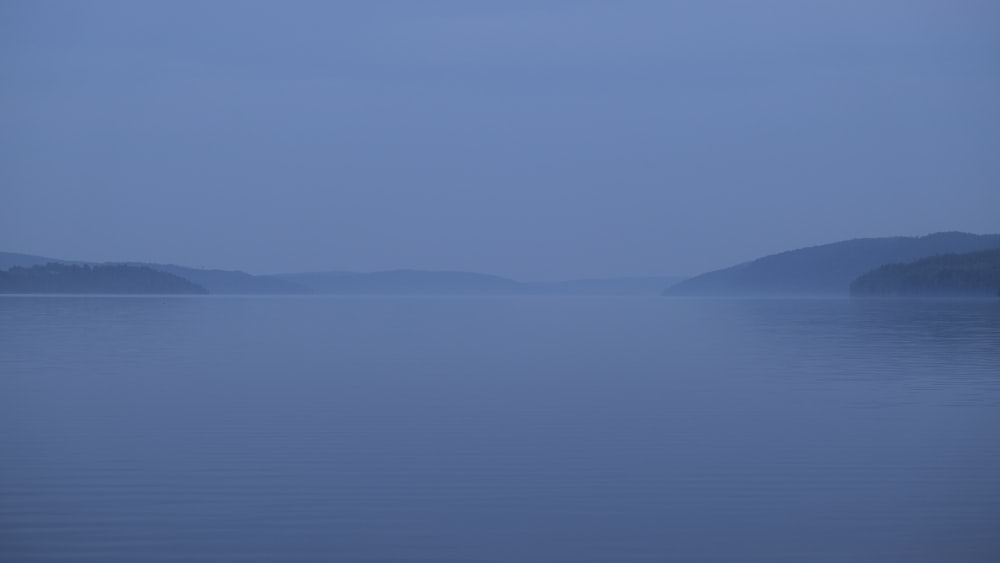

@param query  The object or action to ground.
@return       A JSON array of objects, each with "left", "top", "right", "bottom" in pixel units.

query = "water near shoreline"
[{"left": 2, "top": 296, "right": 999, "bottom": 562}]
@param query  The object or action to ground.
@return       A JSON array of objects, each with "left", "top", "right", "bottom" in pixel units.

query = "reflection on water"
[{"left": 2, "top": 296, "right": 999, "bottom": 562}]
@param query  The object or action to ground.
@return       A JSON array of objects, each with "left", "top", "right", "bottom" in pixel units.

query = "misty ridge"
[{"left": 3, "top": 231, "right": 999, "bottom": 297}]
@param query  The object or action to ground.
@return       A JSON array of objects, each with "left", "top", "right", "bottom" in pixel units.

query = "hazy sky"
[{"left": 2, "top": 1, "right": 999, "bottom": 280}]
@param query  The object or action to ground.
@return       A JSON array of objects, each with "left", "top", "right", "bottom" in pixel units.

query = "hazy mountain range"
[
  {"left": 273, "top": 270, "right": 687, "bottom": 296},
  {"left": 0, "top": 252, "right": 680, "bottom": 296},
  {"left": 4, "top": 231, "right": 999, "bottom": 296}
]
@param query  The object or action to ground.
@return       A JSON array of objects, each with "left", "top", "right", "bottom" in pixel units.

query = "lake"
[{"left": 1, "top": 296, "right": 999, "bottom": 562}]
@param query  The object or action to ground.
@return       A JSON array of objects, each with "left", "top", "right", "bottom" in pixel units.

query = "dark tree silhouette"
[{"left": 850, "top": 249, "right": 1000, "bottom": 298}]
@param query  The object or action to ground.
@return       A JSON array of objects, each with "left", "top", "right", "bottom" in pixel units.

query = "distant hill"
[
  {"left": 275, "top": 270, "right": 682, "bottom": 295},
  {"left": 850, "top": 249, "right": 1000, "bottom": 298},
  {"left": 525, "top": 276, "right": 684, "bottom": 295},
  {"left": 275, "top": 269, "right": 523, "bottom": 295},
  {"left": 270, "top": 270, "right": 358, "bottom": 292},
  {"left": 128, "top": 264, "right": 308, "bottom": 295},
  {"left": 0, "top": 263, "right": 207, "bottom": 294},
  {"left": 665, "top": 232, "right": 1000, "bottom": 297}
]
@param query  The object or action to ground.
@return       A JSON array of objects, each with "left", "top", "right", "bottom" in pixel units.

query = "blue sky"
[{"left": 2, "top": 1, "right": 998, "bottom": 279}]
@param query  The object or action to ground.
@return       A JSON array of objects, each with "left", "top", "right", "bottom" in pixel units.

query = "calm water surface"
[{"left": 1, "top": 296, "right": 999, "bottom": 562}]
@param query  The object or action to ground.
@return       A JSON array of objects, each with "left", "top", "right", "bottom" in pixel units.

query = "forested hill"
[
  {"left": 664, "top": 232, "right": 1000, "bottom": 297},
  {"left": 0, "top": 263, "right": 208, "bottom": 294},
  {"left": 850, "top": 249, "right": 1000, "bottom": 298},
  {"left": 0, "top": 251, "right": 306, "bottom": 294}
]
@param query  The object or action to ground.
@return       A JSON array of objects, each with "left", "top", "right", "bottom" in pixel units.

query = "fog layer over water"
[{"left": 2, "top": 296, "right": 999, "bottom": 562}]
